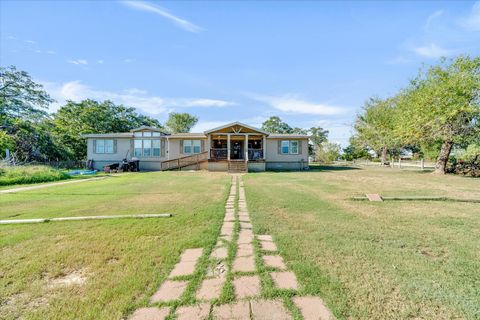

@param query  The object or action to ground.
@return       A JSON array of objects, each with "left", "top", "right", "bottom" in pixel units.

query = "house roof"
[
  {"left": 169, "top": 133, "right": 207, "bottom": 139},
  {"left": 204, "top": 121, "right": 269, "bottom": 135},
  {"left": 130, "top": 126, "right": 164, "bottom": 132},
  {"left": 81, "top": 133, "right": 133, "bottom": 138},
  {"left": 268, "top": 133, "right": 310, "bottom": 139}
]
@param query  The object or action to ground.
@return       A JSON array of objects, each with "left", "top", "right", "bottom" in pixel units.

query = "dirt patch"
[{"left": 47, "top": 270, "right": 87, "bottom": 289}]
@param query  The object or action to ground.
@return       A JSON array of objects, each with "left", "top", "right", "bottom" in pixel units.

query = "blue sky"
[{"left": 1, "top": 1, "right": 479, "bottom": 145}]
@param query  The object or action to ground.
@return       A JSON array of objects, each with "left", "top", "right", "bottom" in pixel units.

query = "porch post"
[
  {"left": 227, "top": 134, "right": 231, "bottom": 161},
  {"left": 245, "top": 134, "right": 249, "bottom": 161},
  {"left": 207, "top": 134, "right": 211, "bottom": 159},
  {"left": 262, "top": 135, "right": 267, "bottom": 160}
]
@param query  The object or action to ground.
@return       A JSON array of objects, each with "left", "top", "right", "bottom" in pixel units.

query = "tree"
[
  {"left": 261, "top": 116, "right": 293, "bottom": 133},
  {"left": 0, "top": 65, "right": 53, "bottom": 122},
  {"left": 165, "top": 112, "right": 198, "bottom": 133},
  {"left": 315, "top": 142, "right": 341, "bottom": 163},
  {"left": 353, "top": 97, "right": 400, "bottom": 165},
  {"left": 396, "top": 56, "right": 480, "bottom": 174},
  {"left": 52, "top": 99, "right": 162, "bottom": 159}
]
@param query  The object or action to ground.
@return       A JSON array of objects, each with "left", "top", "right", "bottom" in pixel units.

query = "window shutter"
[
  {"left": 161, "top": 139, "right": 166, "bottom": 157},
  {"left": 113, "top": 140, "right": 117, "bottom": 154},
  {"left": 201, "top": 140, "right": 205, "bottom": 152},
  {"left": 298, "top": 140, "right": 302, "bottom": 154},
  {"left": 277, "top": 140, "right": 281, "bottom": 154},
  {"left": 180, "top": 140, "right": 184, "bottom": 154},
  {"left": 93, "top": 139, "right": 97, "bottom": 154}
]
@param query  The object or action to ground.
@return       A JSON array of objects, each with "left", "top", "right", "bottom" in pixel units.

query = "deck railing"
[
  {"left": 161, "top": 151, "right": 208, "bottom": 170},
  {"left": 248, "top": 149, "right": 263, "bottom": 161},
  {"left": 210, "top": 148, "right": 228, "bottom": 160}
]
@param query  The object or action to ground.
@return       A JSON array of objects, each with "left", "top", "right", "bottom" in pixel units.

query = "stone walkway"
[{"left": 130, "top": 175, "right": 335, "bottom": 320}]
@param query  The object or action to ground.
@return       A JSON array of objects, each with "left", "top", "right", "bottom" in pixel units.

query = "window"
[
  {"left": 134, "top": 139, "right": 161, "bottom": 157},
  {"left": 134, "top": 131, "right": 161, "bottom": 137},
  {"left": 281, "top": 141, "right": 290, "bottom": 154},
  {"left": 152, "top": 132, "right": 160, "bottom": 137},
  {"left": 183, "top": 140, "right": 202, "bottom": 154},
  {"left": 134, "top": 132, "right": 142, "bottom": 137},
  {"left": 281, "top": 140, "right": 300, "bottom": 155},
  {"left": 143, "top": 131, "right": 152, "bottom": 137},
  {"left": 134, "top": 139, "right": 142, "bottom": 157},
  {"left": 290, "top": 141, "right": 299, "bottom": 154},
  {"left": 193, "top": 140, "right": 201, "bottom": 153},
  {"left": 143, "top": 140, "right": 152, "bottom": 156},
  {"left": 152, "top": 139, "right": 160, "bottom": 156},
  {"left": 96, "top": 139, "right": 115, "bottom": 154}
]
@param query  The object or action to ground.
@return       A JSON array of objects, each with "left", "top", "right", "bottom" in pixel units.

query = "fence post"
[
  {"left": 421, "top": 158, "right": 424, "bottom": 170},
  {"left": 399, "top": 158, "right": 402, "bottom": 169}
]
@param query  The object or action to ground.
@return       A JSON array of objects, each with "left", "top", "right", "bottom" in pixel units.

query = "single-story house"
[{"left": 82, "top": 122, "right": 310, "bottom": 172}]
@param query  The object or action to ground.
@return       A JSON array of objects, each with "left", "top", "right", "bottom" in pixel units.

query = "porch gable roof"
[{"left": 204, "top": 122, "right": 269, "bottom": 135}]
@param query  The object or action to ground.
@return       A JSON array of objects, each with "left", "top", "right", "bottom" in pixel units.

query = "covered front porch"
[{"left": 209, "top": 134, "right": 266, "bottom": 161}]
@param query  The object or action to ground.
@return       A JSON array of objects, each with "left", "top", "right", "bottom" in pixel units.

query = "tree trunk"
[
  {"left": 381, "top": 146, "right": 388, "bottom": 166},
  {"left": 434, "top": 140, "right": 453, "bottom": 174}
]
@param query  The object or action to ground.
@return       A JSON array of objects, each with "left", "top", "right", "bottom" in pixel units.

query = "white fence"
[{"left": 333, "top": 159, "right": 436, "bottom": 170}]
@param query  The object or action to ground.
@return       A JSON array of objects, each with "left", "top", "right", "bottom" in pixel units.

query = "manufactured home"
[{"left": 82, "top": 122, "right": 309, "bottom": 172}]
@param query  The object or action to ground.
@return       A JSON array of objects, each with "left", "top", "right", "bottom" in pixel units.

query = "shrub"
[{"left": 0, "top": 165, "right": 71, "bottom": 186}]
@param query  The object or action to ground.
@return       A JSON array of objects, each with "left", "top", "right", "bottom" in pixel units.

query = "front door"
[{"left": 230, "top": 140, "right": 244, "bottom": 159}]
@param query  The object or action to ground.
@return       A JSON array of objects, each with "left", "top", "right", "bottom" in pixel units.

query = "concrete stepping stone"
[
  {"left": 169, "top": 261, "right": 197, "bottom": 277},
  {"left": 237, "top": 234, "right": 253, "bottom": 245},
  {"left": 262, "top": 255, "right": 286, "bottom": 270},
  {"left": 211, "top": 246, "right": 228, "bottom": 260},
  {"left": 180, "top": 248, "right": 203, "bottom": 262},
  {"left": 240, "top": 222, "right": 252, "bottom": 229},
  {"left": 196, "top": 277, "right": 225, "bottom": 300},
  {"left": 250, "top": 300, "right": 292, "bottom": 320},
  {"left": 220, "top": 234, "right": 233, "bottom": 242},
  {"left": 206, "top": 261, "right": 227, "bottom": 278},
  {"left": 212, "top": 301, "right": 250, "bottom": 320},
  {"left": 270, "top": 271, "right": 298, "bottom": 290},
  {"left": 233, "top": 255, "right": 255, "bottom": 272},
  {"left": 257, "top": 235, "right": 273, "bottom": 242},
  {"left": 150, "top": 280, "right": 188, "bottom": 303},
  {"left": 236, "top": 243, "right": 254, "bottom": 257},
  {"left": 130, "top": 307, "right": 170, "bottom": 320},
  {"left": 293, "top": 296, "right": 335, "bottom": 320},
  {"left": 233, "top": 275, "right": 261, "bottom": 299},
  {"left": 260, "top": 240, "right": 277, "bottom": 251},
  {"left": 176, "top": 303, "right": 210, "bottom": 320},
  {"left": 239, "top": 216, "right": 251, "bottom": 223},
  {"left": 224, "top": 214, "right": 235, "bottom": 222}
]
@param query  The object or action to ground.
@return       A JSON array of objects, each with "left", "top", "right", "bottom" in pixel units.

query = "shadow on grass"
[{"left": 309, "top": 165, "right": 361, "bottom": 172}]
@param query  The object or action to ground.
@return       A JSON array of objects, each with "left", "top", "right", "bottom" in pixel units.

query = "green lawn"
[
  {"left": 0, "top": 171, "right": 230, "bottom": 320},
  {"left": 244, "top": 166, "right": 480, "bottom": 320},
  {"left": 1, "top": 168, "right": 479, "bottom": 319}
]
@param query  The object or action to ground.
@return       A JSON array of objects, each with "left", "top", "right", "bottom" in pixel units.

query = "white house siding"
[{"left": 264, "top": 138, "right": 309, "bottom": 170}]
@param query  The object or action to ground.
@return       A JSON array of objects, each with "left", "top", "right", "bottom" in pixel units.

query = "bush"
[{"left": 0, "top": 165, "right": 71, "bottom": 186}]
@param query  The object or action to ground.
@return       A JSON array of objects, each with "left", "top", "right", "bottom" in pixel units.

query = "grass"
[
  {"left": 243, "top": 166, "right": 480, "bottom": 320},
  {"left": 0, "top": 171, "right": 230, "bottom": 320},
  {"left": 0, "top": 165, "right": 71, "bottom": 186}
]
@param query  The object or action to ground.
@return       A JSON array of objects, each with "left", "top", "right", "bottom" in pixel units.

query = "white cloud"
[
  {"left": 386, "top": 55, "right": 412, "bottom": 65},
  {"left": 252, "top": 94, "right": 346, "bottom": 115},
  {"left": 24, "top": 40, "right": 36, "bottom": 44},
  {"left": 68, "top": 59, "right": 88, "bottom": 65},
  {"left": 121, "top": 1, "right": 203, "bottom": 33},
  {"left": 34, "top": 50, "right": 42, "bottom": 53},
  {"left": 123, "top": 58, "right": 133, "bottom": 63},
  {"left": 46, "top": 50, "right": 56, "bottom": 54},
  {"left": 461, "top": 1, "right": 480, "bottom": 31},
  {"left": 97, "top": 60, "right": 104, "bottom": 64},
  {"left": 43, "top": 81, "right": 235, "bottom": 114},
  {"left": 7, "top": 35, "right": 16, "bottom": 40},
  {"left": 412, "top": 43, "right": 453, "bottom": 58},
  {"left": 191, "top": 121, "right": 233, "bottom": 132},
  {"left": 425, "top": 10, "right": 444, "bottom": 30}
]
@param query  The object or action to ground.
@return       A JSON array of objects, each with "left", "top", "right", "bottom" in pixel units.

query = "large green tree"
[
  {"left": 396, "top": 56, "right": 480, "bottom": 174},
  {"left": 353, "top": 97, "right": 400, "bottom": 165},
  {"left": 52, "top": 99, "right": 162, "bottom": 159},
  {"left": 165, "top": 112, "right": 198, "bottom": 133},
  {"left": 0, "top": 66, "right": 53, "bottom": 122},
  {"left": 261, "top": 116, "right": 293, "bottom": 133}
]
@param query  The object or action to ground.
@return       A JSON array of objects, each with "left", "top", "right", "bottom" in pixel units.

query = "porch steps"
[{"left": 228, "top": 161, "right": 248, "bottom": 173}]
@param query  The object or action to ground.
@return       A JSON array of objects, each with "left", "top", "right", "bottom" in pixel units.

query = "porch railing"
[
  {"left": 248, "top": 149, "right": 264, "bottom": 161},
  {"left": 210, "top": 148, "right": 228, "bottom": 160},
  {"left": 161, "top": 151, "right": 208, "bottom": 170}
]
